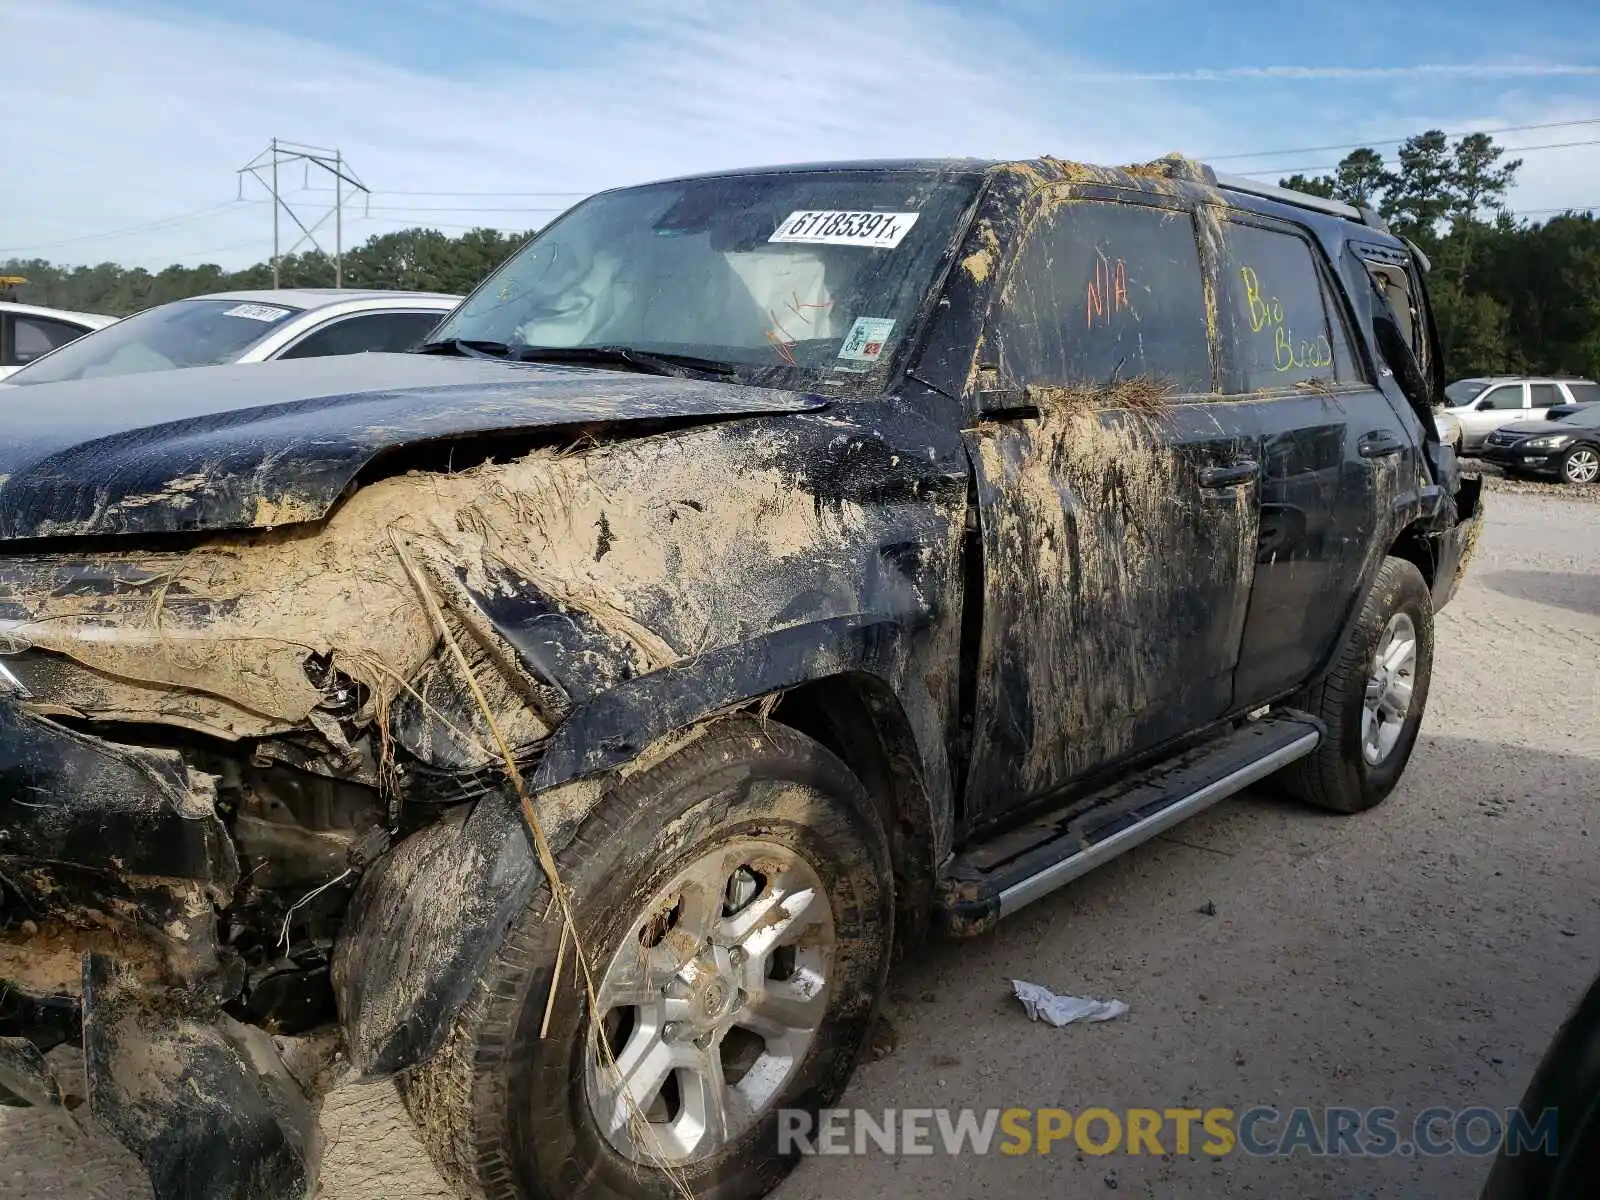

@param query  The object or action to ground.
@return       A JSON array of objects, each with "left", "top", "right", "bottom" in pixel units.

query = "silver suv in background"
[{"left": 1440, "top": 376, "right": 1600, "bottom": 451}]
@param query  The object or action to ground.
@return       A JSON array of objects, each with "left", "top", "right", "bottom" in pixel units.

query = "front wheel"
[
  {"left": 402, "top": 717, "right": 893, "bottom": 1200},
  {"left": 1561, "top": 445, "right": 1599, "bottom": 485},
  {"left": 1279, "top": 556, "right": 1435, "bottom": 813}
]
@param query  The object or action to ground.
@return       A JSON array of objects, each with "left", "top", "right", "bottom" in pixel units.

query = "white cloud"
[{"left": 1, "top": 1, "right": 1596, "bottom": 271}]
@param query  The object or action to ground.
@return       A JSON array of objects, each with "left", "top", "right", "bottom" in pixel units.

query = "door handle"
[
  {"left": 1358, "top": 430, "right": 1406, "bottom": 458},
  {"left": 1199, "top": 460, "right": 1259, "bottom": 488}
]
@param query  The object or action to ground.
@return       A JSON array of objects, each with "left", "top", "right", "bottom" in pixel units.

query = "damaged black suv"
[{"left": 0, "top": 155, "right": 1481, "bottom": 1200}]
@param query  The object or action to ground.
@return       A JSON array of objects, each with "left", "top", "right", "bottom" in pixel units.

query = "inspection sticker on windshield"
[
  {"left": 838, "top": 317, "right": 896, "bottom": 362},
  {"left": 221, "top": 303, "right": 292, "bottom": 322},
  {"left": 771, "top": 210, "right": 920, "bottom": 249}
]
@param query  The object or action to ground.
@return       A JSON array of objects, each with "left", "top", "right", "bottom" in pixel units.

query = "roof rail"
[{"left": 1212, "top": 172, "right": 1391, "bottom": 232}]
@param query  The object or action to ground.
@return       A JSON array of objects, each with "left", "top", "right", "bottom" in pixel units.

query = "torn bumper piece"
[
  {"left": 82, "top": 954, "right": 319, "bottom": 1200},
  {"left": 1428, "top": 473, "right": 1485, "bottom": 612},
  {"left": 0, "top": 704, "right": 317, "bottom": 1198},
  {"left": 0, "top": 702, "right": 238, "bottom": 982}
]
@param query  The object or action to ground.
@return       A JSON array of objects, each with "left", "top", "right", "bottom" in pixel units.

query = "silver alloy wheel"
[
  {"left": 1564, "top": 447, "right": 1599, "bottom": 484},
  {"left": 1361, "top": 611, "right": 1418, "bottom": 766},
  {"left": 584, "top": 838, "right": 834, "bottom": 1166}
]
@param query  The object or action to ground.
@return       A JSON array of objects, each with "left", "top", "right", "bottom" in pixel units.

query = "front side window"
[
  {"left": 5, "top": 298, "right": 304, "bottom": 384},
  {"left": 278, "top": 310, "right": 446, "bottom": 360},
  {"left": 1222, "top": 222, "right": 1353, "bottom": 390},
  {"left": 1478, "top": 385, "right": 1525, "bottom": 411},
  {"left": 992, "top": 198, "right": 1213, "bottom": 393},
  {"left": 430, "top": 170, "right": 981, "bottom": 394},
  {"left": 1445, "top": 379, "right": 1490, "bottom": 406}
]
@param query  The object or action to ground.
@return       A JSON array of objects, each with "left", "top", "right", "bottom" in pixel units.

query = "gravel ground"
[{"left": 4, "top": 478, "right": 1597, "bottom": 1200}]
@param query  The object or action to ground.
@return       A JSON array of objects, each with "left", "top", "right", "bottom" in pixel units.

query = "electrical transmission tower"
[{"left": 238, "top": 139, "right": 370, "bottom": 288}]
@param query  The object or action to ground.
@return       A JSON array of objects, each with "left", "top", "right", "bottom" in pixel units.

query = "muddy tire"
[
  {"left": 400, "top": 717, "right": 893, "bottom": 1200},
  {"left": 1279, "top": 556, "right": 1434, "bottom": 814}
]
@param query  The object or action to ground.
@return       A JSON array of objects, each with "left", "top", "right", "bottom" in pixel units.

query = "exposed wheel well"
[
  {"left": 770, "top": 673, "right": 938, "bottom": 950},
  {"left": 1389, "top": 523, "right": 1438, "bottom": 590}
]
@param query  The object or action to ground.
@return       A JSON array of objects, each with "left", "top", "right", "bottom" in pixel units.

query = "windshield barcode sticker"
[
  {"left": 771, "top": 211, "right": 920, "bottom": 249},
  {"left": 222, "top": 303, "right": 292, "bottom": 322}
]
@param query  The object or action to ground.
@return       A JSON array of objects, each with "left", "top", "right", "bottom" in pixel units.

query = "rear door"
[
  {"left": 961, "top": 188, "right": 1260, "bottom": 819},
  {"left": 1215, "top": 214, "right": 1405, "bottom": 705},
  {"left": 1528, "top": 382, "right": 1564, "bottom": 420}
]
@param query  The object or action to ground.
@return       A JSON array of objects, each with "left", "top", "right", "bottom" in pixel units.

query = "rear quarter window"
[
  {"left": 993, "top": 198, "right": 1213, "bottom": 393},
  {"left": 1566, "top": 382, "right": 1600, "bottom": 405},
  {"left": 1221, "top": 221, "right": 1358, "bottom": 391}
]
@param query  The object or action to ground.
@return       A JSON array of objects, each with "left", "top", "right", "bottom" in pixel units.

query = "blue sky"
[{"left": 3, "top": 0, "right": 1597, "bottom": 272}]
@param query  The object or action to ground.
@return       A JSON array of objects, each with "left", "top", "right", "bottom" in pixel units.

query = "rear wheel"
[
  {"left": 1279, "top": 556, "right": 1434, "bottom": 813},
  {"left": 1561, "top": 445, "right": 1599, "bottom": 485},
  {"left": 401, "top": 717, "right": 893, "bottom": 1200}
]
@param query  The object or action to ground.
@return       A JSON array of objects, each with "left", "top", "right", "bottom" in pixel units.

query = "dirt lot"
[{"left": 4, "top": 477, "right": 1597, "bottom": 1200}]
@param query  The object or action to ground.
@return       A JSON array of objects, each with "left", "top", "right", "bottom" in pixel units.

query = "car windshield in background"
[
  {"left": 1444, "top": 379, "right": 1491, "bottom": 405},
  {"left": 430, "top": 169, "right": 981, "bottom": 391},
  {"left": 4, "top": 298, "right": 304, "bottom": 384}
]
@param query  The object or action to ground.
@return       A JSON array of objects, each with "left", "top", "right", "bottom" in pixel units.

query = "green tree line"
[
  {"left": 7, "top": 132, "right": 1599, "bottom": 382},
  {"left": 2, "top": 225, "right": 536, "bottom": 317},
  {"left": 1281, "top": 130, "right": 1600, "bottom": 380}
]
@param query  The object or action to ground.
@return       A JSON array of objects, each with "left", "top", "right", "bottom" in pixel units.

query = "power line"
[
  {"left": 1510, "top": 204, "right": 1600, "bottom": 216},
  {"left": 1205, "top": 115, "right": 1600, "bottom": 162},
  {"left": 361, "top": 206, "right": 569, "bottom": 214},
  {"left": 306, "top": 186, "right": 590, "bottom": 198},
  {"left": 1237, "top": 136, "right": 1600, "bottom": 178},
  {"left": 0, "top": 201, "right": 243, "bottom": 254}
]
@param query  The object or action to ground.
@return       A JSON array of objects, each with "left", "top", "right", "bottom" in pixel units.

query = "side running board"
[{"left": 936, "top": 712, "right": 1323, "bottom": 937}]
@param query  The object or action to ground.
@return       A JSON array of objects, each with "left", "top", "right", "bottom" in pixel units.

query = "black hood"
[
  {"left": 0, "top": 353, "right": 826, "bottom": 541},
  {"left": 1488, "top": 418, "right": 1589, "bottom": 439}
]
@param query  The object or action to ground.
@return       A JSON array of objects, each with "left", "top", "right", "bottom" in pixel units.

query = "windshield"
[
  {"left": 1558, "top": 404, "right": 1600, "bottom": 428},
  {"left": 5, "top": 298, "right": 304, "bottom": 384},
  {"left": 1443, "top": 379, "right": 1491, "bottom": 406},
  {"left": 430, "top": 169, "right": 981, "bottom": 392}
]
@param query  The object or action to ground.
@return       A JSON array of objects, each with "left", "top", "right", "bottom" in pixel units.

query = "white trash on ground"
[{"left": 1011, "top": 980, "right": 1129, "bottom": 1027}]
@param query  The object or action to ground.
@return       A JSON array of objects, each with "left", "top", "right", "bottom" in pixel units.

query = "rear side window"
[
  {"left": 277, "top": 310, "right": 445, "bottom": 360},
  {"left": 1529, "top": 383, "right": 1564, "bottom": 408},
  {"left": 1222, "top": 222, "right": 1355, "bottom": 390},
  {"left": 13, "top": 315, "right": 87, "bottom": 364},
  {"left": 993, "top": 199, "right": 1212, "bottom": 393}
]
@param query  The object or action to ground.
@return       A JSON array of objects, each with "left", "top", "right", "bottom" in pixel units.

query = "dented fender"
[
  {"left": 338, "top": 614, "right": 954, "bottom": 1076},
  {"left": 534, "top": 614, "right": 912, "bottom": 784}
]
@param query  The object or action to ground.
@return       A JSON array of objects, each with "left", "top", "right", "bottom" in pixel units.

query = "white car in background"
[
  {"left": 0, "top": 289, "right": 460, "bottom": 386},
  {"left": 1438, "top": 376, "right": 1600, "bottom": 452},
  {"left": 0, "top": 301, "right": 119, "bottom": 380}
]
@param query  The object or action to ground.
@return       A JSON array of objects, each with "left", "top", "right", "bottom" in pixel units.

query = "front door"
[
  {"left": 961, "top": 189, "right": 1260, "bottom": 821},
  {"left": 1458, "top": 381, "right": 1525, "bottom": 448}
]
